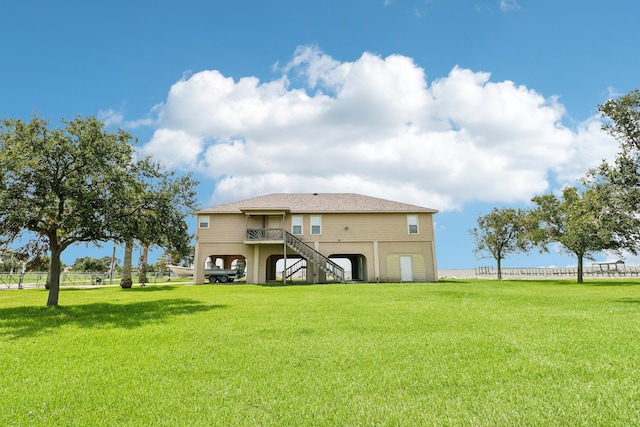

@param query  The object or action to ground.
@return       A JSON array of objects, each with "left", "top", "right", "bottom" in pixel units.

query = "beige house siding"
[
  {"left": 198, "top": 213, "right": 247, "bottom": 242},
  {"left": 283, "top": 212, "right": 434, "bottom": 242},
  {"left": 196, "top": 212, "right": 435, "bottom": 243},
  {"left": 251, "top": 244, "right": 286, "bottom": 284},
  {"left": 315, "top": 241, "right": 376, "bottom": 259}
]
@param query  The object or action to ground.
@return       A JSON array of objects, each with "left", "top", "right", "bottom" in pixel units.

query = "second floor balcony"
[{"left": 245, "top": 228, "right": 285, "bottom": 243}]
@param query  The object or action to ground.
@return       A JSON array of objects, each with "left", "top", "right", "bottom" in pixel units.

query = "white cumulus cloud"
[
  {"left": 141, "top": 46, "right": 618, "bottom": 211},
  {"left": 498, "top": 0, "right": 520, "bottom": 12}
]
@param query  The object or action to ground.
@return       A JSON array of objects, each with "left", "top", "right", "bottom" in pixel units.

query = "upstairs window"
[
  {"left": 407, "top": 215, "right": 418, "bottom": 234},
  {"left": 292, "top": 215, "right": 303, "bottom": 235},
  {"left": 198, "top": 215, "right": 210, "bottom": 228},
  {"left": 310, "top": 215, "right": 322, "bottom": 235}
]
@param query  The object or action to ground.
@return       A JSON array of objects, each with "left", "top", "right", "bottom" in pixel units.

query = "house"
[{"left": 193, "top": 193, "right": 438, "bottom": 284}]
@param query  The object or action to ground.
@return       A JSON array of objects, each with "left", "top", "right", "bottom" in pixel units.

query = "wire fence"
[{"left": 0, "top": 271, "right": 174, "bottom": 290}]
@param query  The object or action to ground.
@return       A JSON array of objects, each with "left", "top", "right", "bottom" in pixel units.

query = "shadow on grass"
[
  {"left": 259, "top": 280, "right": 476, "bottom": 286},
  {"left": 519, "top": 278, "right": 640, "bottom": 287},
  {"left": 583, "top": 280, "right": 640, "bottom": 287},
  {"left": 125, "top": 285, "right": 182, "bottom": 292},
  {"left": 0, "top": 298, "right": 226, "bottom": 340},
  {"left": 436, "top": 279, "right": 473, "bottom": 284},
  {"left": 496, "top": 279, "right": 579, "bottom": 285},
  {"left": 616, "top": 297, "right": 640, "bottom": 303},
  {"left": 59, "top": 285, "right": 182, "bottom": 293},
  {"left": 477, "top": 278, "right": 640, "bottom": 287}
]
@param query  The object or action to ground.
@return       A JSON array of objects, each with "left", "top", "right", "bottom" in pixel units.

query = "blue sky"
[{"left": 2, "top": 0, "right": 639, "bottom": 270}]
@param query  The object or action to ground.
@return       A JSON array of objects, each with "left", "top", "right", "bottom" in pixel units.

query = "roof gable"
[{"left": 197, "top": 193, "right": 438, "bottom": 214}]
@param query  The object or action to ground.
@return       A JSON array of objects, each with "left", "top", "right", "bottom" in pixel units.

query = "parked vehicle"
[{"left": 168, "top": 265, "right": 244, "bottom": 283}]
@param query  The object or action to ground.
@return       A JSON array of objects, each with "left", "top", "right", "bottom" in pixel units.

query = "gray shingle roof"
[{"left": 197, "top": 193, "right": 438, "bottom": 214}]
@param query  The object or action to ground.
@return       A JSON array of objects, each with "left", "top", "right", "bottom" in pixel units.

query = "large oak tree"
[
  {"left": 529, "top": 183, "right": 638, "bottom": 283},
  {"left": 0, "top": 115, "right": 196, "bottom": 305}
]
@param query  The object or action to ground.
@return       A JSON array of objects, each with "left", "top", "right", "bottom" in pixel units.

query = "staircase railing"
[
  {"left": 283, "top": 231, "right": 345, "bottom": 283},
  {"left": 247, "top": 228, "right": 284, "bottom": 241},
  {"left": 283, "top": 258, "right": 307, "bottom": 281}
]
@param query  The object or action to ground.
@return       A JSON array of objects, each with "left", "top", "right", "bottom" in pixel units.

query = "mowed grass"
[{"left": 1, "top": 280, "right": 640, "bottom": 426}]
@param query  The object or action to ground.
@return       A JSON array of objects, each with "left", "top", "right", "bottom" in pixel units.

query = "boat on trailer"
[{"left": 168, "top": 265, "right": 243, "bottom": 283}]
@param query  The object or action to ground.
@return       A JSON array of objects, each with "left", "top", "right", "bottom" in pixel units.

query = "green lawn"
[{"left": 1, "top": 280, "right": 640, "bottom": 426}]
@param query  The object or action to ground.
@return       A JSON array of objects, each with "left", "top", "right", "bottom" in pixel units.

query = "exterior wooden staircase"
[
  {"left": 284, "top": 231, "right": 345, "bottom": 283},
  {"left": 246, "top": 228, "right": 345, "bottom": 283}
]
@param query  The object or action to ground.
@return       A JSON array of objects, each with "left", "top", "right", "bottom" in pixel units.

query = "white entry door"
[{"left": 400, "top": 256, "right": 413, "bottom": 282}]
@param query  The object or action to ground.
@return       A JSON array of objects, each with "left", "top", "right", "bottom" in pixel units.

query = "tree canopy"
[
  {"left": 599, "top": 89, "right": 640, "bottom": 153},
  {"left": 73, "top": 256, "right": 113, "bottom": 273},
  {"left": 0, "top": 115, "right": 197, "bottom": 305},
  {"left": 115, "top": 161, "right": 197, "bottom": 288},
  {"left": 0, "top": 250, "right": 23, "bottom": 273},
  {"left": 529, "top": 183, "right": 638, "bottom": 283},
  {"left": 593, "top": 89, "right": 640, "bottom": 222}
]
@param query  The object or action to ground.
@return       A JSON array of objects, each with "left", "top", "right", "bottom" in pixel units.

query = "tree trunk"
[
  {"left": 120, "top": 239, "right": 133, "bottom": 288},
  {"left": 47, "top": 239, "right": 62, "bottom": 306},
  {"left": 497, "top": 257, "right": 503, "bottom": 280},
  {"left": 139, "top": 244, "right": 149, "bottom": 286},
  {"left": 577, "top": 255, "right": 584, "bottom": 284}
]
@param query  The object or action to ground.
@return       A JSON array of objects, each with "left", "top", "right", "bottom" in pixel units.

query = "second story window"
[
  {"left": 199, "top": 215, "right": 210, "bottom": 228},
  {"left": 310, "top": 215, "right": 322, "bottom": 235},
  {"left": 407, "top": 215, "right": 418, "bottom": 234},
  {"left": 292, "top": 215, "right": 303, "bottom": 235}
]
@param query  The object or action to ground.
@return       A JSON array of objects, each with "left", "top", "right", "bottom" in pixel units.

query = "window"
[
  {"left": 292, "top": 215, "right": 303, "bottom": 235},
  {"left": 310, "top": 215, "right": 322, "bottom": 235},
  {"left": 407, "top": 215, "right": 418, "bottom": 234},
  {"left": 198, "top": 215, "right": 210, "bottom": 228}
]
